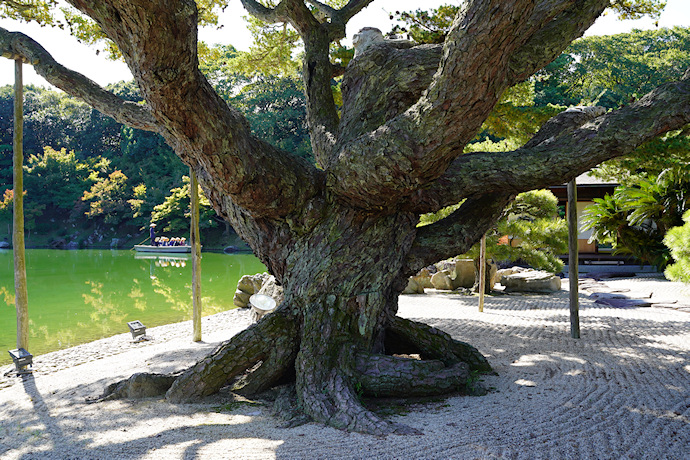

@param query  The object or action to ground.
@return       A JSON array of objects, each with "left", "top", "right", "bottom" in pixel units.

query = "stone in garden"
[
  {"left": 403, "top": 278, "right": 425, "bottom": 294},
  {"left": 411, "top": 268, "right": 434, "bottom": 289},
  {"left": 454, "top": 259, "right": 476, "bottom": 288},
  {"left": 431, "top": 271, "right": 455, "bottom": 290},
  {"left": 257, "top": 275, "right": 284, "bottom": 306},
  {"left": 501, "top": 269, "right": 561, "bottom": 293},
  {"left": 234, "top": 273, "right": 284, "bottom": 310},
  {"left": 233, "top": 273, "right": 271, "bottom": 308}
]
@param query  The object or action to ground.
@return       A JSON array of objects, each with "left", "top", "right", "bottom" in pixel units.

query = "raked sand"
[{"left": 1, "top": 274, "right": 689, "bottom": 459}]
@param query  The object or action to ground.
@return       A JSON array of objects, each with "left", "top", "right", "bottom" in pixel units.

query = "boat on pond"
[{"left": 133, "top": 244, "right": 192, "bottom": 253}]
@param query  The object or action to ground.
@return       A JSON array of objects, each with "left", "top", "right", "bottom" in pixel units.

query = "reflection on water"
[{"left": 0, "top": 249, "right": 265, "bottom": 364}]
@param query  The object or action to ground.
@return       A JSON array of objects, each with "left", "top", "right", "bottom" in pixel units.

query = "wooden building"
[{"left": 549, "top": 173, "right": 618, "bottom": 258}]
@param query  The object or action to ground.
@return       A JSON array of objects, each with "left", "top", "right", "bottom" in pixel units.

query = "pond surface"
[{"left": 0, "top": 249, "right": 265, "bottom": 365}]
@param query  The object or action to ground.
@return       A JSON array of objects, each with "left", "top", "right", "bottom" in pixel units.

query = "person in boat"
[{"left": 149, "top": 223, "right": 157, "bottom": 246}]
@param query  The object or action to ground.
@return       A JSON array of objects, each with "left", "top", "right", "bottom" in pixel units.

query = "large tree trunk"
[{"left": 161, "top": 205, "right": 492, "bottom": 434}]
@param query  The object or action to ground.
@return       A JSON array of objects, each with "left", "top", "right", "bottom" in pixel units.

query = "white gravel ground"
[{"left": 1, "top": 275, "right": 689, "bottom": 459}]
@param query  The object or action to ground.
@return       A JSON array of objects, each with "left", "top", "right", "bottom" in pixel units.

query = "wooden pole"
[
  {"left": 567, "top": 179, "right": 580, "bottom": 339},
  {"left": 190, "top": 167, "right": 202, "bottom": 342},
  {"left": 478, "top": 233, "right": 486, "bottom": 312},
  {"left": 13, "top": 59, "right": 29, "bottom": 351}
]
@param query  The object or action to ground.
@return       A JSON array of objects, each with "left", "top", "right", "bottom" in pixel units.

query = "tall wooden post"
[
  {"left": 190, "top": 167, "right": 202, "bottom": 342},
  {"left": 567, "top": 179, "right": 580, "bottom": 339},
  {"left": 478, "top": 233, "right": 486, "bottom": 312},
  {"left": 13, "top": 59, "right": 29, "bottom": 351}
]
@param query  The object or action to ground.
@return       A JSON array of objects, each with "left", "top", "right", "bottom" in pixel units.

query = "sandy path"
[{"left": 1, "top": 277, "right": 689, "bottom": 459}]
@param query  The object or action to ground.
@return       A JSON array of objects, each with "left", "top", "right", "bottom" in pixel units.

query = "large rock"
[
  {"left": 431, "top": 258, "right": 488, "bottom": 290},
  {"left": 257, "top": 275, "right": 284, "bottom": 306},
  {"left": 233, "top": 273, "right": 271, "bottom": 308},
  {"left": 454, "top": 259, "right": 476, "bottom": 288},
  {"left": 500, "top": 268, "right": 561, "bottom": 293},
  {"left": 403, "top": 278, "right": 425, "bottom": 294},
  {"left": 411, "top": 268, "right": 434, "bottom": 290},
  {"left": 431, "top": 271, "right": 455, "bottom": 290},
  {"left": 233, "top": 273, "right": 284, "bottom": 314},
  {"left": 411, "top": 258, "right": 498, "bottom": 292}
]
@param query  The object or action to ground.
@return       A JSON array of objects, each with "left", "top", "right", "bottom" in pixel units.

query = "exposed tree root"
[
  {"left": 386, "top": 316, "right": 492, "bottom": 373},
  {"left": 272, "top": 385, "right": 313, "bottom": 428},
  {"left": 355, "top": 352, "right": 473, "bottom": 397},
  {"left": 293, "top": 342, "right": 423, "bottom": 436},
  {"left": 92, "top": 372, "right": 179, "bottom": 402},
  {"left": 93, "top": 310, "right": 492, "bottom": 436},
  {"left": 166, "top": 310, "right": 297, "bottom": 403}
]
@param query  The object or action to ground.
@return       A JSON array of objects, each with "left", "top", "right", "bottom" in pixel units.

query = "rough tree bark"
[{"left": 2, "top": 0, "right": 689, "bottom": 435}]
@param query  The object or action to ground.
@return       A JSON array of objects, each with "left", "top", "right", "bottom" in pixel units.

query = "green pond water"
[{"left": 0, "top": 249, "right": 265, "bottom": 365}]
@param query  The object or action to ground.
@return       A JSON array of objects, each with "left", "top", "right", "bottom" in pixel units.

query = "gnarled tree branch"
[
  {"left": 0, "top": 27, "right": 158, "bottom": 132},
  {"left": 507, "top": 0, "right": 608, "bottom": 83},
  {"left": 328, "top": 0, "right": 541, "bottom": 208},
  {"left": 404, "top": 192, "right": 515, "bottom": 275},
  {"left": 408, "top": 76, "right": 690, "bottom": 215},
  {"left": 68, "top": 0, "right": 324, "bottom": 221},
  {"left": 239, "top": 0, "right": 290, "bottom": 23},
  {"left": 337, "top": 43, "right": 442, "bottom": 147},
  {"left": 326, "top": 0, "right": 622, "bottom": 213}
]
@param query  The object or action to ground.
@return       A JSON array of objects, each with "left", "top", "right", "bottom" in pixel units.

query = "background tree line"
[{"left": 0, "top": 53, "right": 313, "bottom": 248}]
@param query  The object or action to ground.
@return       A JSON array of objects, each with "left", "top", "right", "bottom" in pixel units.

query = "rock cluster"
[
  {"left": 404, "top": 258, "right": 498, "bottom": 294},
  {"left": 404, "top": 261, "right": 562, "bottom": 294}
]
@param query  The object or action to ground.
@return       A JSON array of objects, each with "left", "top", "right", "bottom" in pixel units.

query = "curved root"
[
  {"left": 387, "top": 316, "right": 492, "bottom": 372},
  {"left": 355, "top": 352, "right": 472, "bottom": 397},
  {"left": 166, "top": 311, "right": 297, "bottom": 403}
]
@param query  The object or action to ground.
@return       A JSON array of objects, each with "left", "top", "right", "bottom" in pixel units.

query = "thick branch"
[
  {"left": 69, "top": 0, "right": 323, "bottom": 220},
  {"left": 239, "top": 0, "right": 289, "bottom": 23},
  {"left": 410, "top": 77, "right": 690, "bottom": 215},
  {"left": 404, "top": 192, "right": 515, "bottom": 275},
  {"left": 508, "top": 0, "right": 608, "bottom": 83},
  {"left": 329, "top": 0, "right": 540, "bottom": 209},
  {"left": 0, "top": 27, "right": 158, "bottom": 132},
  {"left": 337, "top": 0, "right": 375, "bottom": 23},
  {"left": 337, "top": 43, "right": 442, "bottom": 147},
  {"left": 327, "top": 1, "right": 615, "bottom": 211},
  {"left": 304, "top": 0, "right": 337, "bottom": 19}
]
